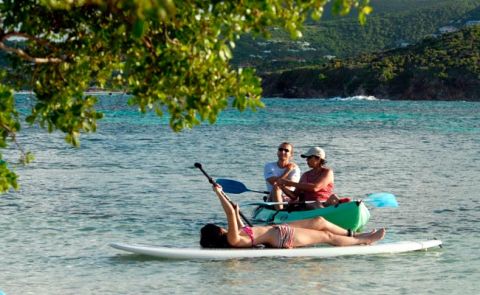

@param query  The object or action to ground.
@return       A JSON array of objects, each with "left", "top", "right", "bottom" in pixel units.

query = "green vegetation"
[
  {"left": 233, "top": 0, "right": 480, "bottom": 73},
  {"left": 262, "top": 26, "right": 480, "bottom": 100},
  {"left": 0, "top": 0, "right": 370, "bottom": 193}
]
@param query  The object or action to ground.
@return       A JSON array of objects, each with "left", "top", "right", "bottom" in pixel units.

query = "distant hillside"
[
  {"left": 261, "top": 26, "right": 480, "bottom": 100},
  {"left": 233, "top": 0, "right": 480, "bottom": 73}
]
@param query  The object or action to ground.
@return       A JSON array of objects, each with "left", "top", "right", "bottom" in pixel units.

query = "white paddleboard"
[{"left": 110, "top": 240, "right": 442, "bottom": 260}]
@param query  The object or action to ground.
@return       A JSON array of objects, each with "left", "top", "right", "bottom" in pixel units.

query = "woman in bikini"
[{"left": 200, "top": 184, "right": 386, "bottom": 249}]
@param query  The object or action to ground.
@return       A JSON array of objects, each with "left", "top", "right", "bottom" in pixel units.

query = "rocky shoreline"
[{"left": 261, "top": 70, "right": 480, "bottom": 101}]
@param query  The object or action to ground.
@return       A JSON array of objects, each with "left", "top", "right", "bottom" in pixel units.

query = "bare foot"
[
  {"left": 365, "top": 228, "right": 386, "bottom": 245},
  {"left": 356, "top": 229, "right": 377, "bottom": 238}
]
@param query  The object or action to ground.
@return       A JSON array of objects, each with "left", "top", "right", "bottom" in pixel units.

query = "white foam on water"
[{"left": 327, "top": 95, "right": 380, "bottom": 101}]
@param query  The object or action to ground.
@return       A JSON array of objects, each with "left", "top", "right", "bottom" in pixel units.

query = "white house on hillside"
[
  {"left": 466, "top": 20, "right": 480, "bottom": 27},
  {"left": 438, "top": 26, "right": 458, "bottom": 34}
]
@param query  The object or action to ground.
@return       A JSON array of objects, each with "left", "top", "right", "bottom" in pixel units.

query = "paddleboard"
[{"left": 110, "top": 240, "right": 442, "bottom": 260}]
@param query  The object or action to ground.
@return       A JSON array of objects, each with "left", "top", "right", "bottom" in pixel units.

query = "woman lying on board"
[{"left": 200, "top": 184, "right": 385, "bottom": 248}]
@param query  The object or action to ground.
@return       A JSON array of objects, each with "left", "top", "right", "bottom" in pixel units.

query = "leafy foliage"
[
  {"left": 0, "top": 0, "right": 370, "bottom": 192},
  {"left": 0, "top": 78, "right": 19, "bottom": 191}
]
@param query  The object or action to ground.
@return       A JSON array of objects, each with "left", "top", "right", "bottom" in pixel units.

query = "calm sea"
[{"left": 1, "top": 94, "right": 479, "bottom": 294}]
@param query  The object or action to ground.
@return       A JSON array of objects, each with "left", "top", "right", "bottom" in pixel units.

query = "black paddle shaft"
[{"left": 194, "top": 163, "right": 253, "bottom": 226}]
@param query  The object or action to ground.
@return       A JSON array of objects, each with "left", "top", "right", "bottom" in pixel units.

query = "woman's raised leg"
[{"left": 287, "top": 216, "right": 352, "bottom": 236}]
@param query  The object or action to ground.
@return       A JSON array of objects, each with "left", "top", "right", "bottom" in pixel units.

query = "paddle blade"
[
  {"left": 216, "top": 178, "right": 249, "bottom": 194},
  {"left": 364, "top": 192, "right": 398, "bottom": 208}
]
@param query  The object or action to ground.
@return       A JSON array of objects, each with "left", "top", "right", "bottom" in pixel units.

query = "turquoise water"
[{"left": 1, "top": 95, "right": 479, "bottom": 294}]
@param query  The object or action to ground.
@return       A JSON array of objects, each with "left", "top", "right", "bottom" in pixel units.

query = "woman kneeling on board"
[{"left": 200, "top": 184, "right": 386, "bottom": 248}]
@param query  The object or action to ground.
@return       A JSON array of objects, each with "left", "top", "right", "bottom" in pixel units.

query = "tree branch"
[{"left": 0, "top": 32, "right": 63, "bottom": 64}]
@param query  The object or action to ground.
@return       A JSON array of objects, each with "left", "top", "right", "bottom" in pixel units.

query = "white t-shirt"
[{"left": 263, "top": 162, "right": 301, "bottom": 192}]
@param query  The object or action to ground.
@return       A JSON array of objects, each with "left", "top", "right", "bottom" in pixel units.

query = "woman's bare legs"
[
  {"left": 287, "top": 216, "right": 384, "bottom": 244},
  {"left": 287, "top": 217, "right": 353, "bottom": 236},
  {"left": 292, "top": 227, "right": 386, "bottom": 247}
]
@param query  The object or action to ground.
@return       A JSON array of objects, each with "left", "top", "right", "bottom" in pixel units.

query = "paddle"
[
  {"left": 217, "top": 178, "right": 399, "bottom": 208},
  {"left": 364, "top": 192, "right": 398, "bottom": 208},
  {"left": 194, "top": 163, "right": 253, "bottom": 226},
  {"left": 216, "top": 178, "right": 269, "bottom": 195},
  {"left": 242, "top": 201, "right": 317, "bottom": 206},
  {"left": 242, "top": 193, "right": 398, "bottom": 208}
]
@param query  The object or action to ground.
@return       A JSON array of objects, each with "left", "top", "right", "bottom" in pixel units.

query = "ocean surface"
[{"left": 1, "top": 94, "right": 479, "bottom": 294}]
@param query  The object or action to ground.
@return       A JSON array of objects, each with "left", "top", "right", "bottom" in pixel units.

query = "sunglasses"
[
  {"left": 306, "top": 155, "right": 320, "bottom": 160},
  {"left": 278, "top": 148, "right": 290, "bottom": 153}
]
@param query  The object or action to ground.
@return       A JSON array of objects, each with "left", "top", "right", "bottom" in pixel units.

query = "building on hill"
[
  {"left": 395, "top": 39, "right": 411, "bottom": 48},
  {"left": 438, "top": 26, "right": 458, "bottom": 34},
  {"left": 465, "top": 20, "right": 480, "bottom": 27}
]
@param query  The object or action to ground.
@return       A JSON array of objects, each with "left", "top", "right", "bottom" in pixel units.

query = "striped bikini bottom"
[{"left": 273, "top": 224, "right": 295, "bottom": 249}]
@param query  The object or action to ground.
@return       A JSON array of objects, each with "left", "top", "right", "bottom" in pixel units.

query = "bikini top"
[{"left": 242, "top": 226, "right": 255, "bottom": 246}]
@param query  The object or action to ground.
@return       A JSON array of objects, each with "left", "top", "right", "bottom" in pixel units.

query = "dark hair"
[
  {"left": 200, "top": 223, "right": 231, "bottom": 248},
  {"left": 320, "top": 159, "right": 327, "bottom": 166}
]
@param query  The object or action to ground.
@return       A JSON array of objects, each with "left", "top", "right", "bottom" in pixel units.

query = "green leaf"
[{"left": 133, "top": 19, "right": 146, "bottom": 39}]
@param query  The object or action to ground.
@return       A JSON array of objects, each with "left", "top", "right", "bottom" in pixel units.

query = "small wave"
[{"left": 327, "top": 95, "right": 379, "bottom": 101}]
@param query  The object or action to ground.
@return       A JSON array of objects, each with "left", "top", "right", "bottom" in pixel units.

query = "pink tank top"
[{"left": 301, "top": 172, "right": 334, "bottom": 202}]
